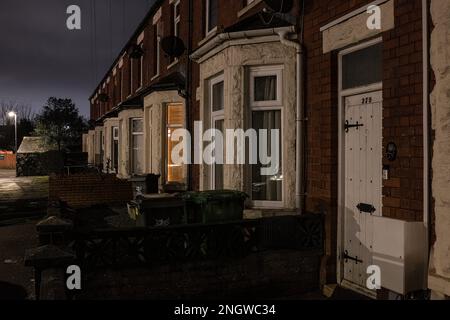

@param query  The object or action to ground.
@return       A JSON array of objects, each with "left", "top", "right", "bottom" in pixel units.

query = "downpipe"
[{"left": 277, "top": 30, "right": 305, "bottom": 214}]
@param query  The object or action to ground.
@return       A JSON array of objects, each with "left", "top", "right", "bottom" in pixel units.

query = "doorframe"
[{"left": 336, "top": 37, "right": 383, "bottom": 297}]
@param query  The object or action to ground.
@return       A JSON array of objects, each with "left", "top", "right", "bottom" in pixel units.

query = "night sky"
[{"left": 0, "top": 0, "right": 155, "bottom": 118}]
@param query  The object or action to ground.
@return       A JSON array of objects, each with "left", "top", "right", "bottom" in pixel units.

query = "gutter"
[{"left": 190, "top": 26, "right": 296, "bottom": 61}]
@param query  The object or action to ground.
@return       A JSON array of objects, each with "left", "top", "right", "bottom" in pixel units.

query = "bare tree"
[{"left": 0, "top": 100, "right": 34, "bottom": 125}]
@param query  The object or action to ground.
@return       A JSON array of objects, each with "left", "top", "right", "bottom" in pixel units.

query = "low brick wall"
[
  {"left": 49, "top": 173, "right": 133, "bottom": 208},
  {"left": 42, "top": 250, "right": 320, "bottom": 300}
]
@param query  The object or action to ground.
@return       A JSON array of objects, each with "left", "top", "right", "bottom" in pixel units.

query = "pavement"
[
  {"left": 0, "top": 221, "right": 39, "bottom": 300},
  {"left": 0, "top": 169, "right": 48, "bottom": 224}
]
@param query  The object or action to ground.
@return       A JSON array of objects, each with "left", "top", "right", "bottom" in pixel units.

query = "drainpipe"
[
  {"left": 277, "top": 30, "right": 305, "bottom": 214},
  {"left": 186, "top": 0, "right": 193, "bottom": 191},
  {"left": 422, "top": 0, "right": 430, "bottom": 289}
]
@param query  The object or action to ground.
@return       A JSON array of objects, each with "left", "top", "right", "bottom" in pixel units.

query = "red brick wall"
[
  {"left": 49, "top": 174, "right": 133, "bottom": 208},
  {"left": 382, "top": 0, "right": 424, "bottom": 222}
]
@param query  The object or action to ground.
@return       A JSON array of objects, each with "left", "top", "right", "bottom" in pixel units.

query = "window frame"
[
  {"left": 249, "top": 65, "right": 284, "bottom": 208},
  {"left": 112, "top": 126, "right": 119, "bottom": 172},
  {"left": 130, "top": 118, "right": 144, "bottom": 175},
  {"left": 205, "top": 0, "right": 218, "bottom": 36},
  {"left": 249, "top": 65, "right": 283, "bottom": 107},
  {"left": 209, "top": 74, "right": 225, "bottom": 190}
]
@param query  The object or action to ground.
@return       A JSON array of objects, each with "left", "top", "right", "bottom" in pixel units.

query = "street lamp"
[{"left": 8, "top": 111, "right": 17, "bottom": 154}]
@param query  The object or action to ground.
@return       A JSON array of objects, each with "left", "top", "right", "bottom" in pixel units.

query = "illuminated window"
[{"left": 166, "top": 103, "right": 186, "bottom": 183}]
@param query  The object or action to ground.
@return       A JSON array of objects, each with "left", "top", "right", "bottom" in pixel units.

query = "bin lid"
[{"left": 182, "top": 190, "right": 248, "bottom": 204}]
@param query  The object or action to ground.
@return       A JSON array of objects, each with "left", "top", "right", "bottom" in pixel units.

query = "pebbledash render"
[{"left": 82, "top": 0, "right": 450, "bottom": 299}]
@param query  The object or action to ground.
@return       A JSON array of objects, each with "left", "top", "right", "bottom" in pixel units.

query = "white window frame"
[
  {"left": 173, "top": 0, "right": 181, "bottom": 37},
  {"left": 249, "top": 65, "right": 283, "bottom": 107},
  {"left": 137, "top": 42, "right": 144, "bottom": 90},
  {"left": 249, "top": 65, "right": 284, "bottom": 209},
  {"left": 205, "top": 0, "right": 218, "bottom": 36},
  {"left": 130, "top": 118, "right": 144, "bottom": 175},
  {"left": 209, "top": 74, "right": 225, "bottom": 190}
]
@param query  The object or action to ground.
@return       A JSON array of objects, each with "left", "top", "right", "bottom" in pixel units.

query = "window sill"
[
  {"left": 237, "top": 0, "right": 262, "bottom": 18},
  {"left": 198, "top": 27, "right": 218, "bottom": 47}
]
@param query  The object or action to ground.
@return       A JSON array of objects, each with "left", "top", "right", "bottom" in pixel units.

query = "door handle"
[
  {"left": 345, "top": 120, "right": 364, "bottom": 133},
  {"left": 357, "top": 203, "right": 376, "bottom": 214},
  {"left": 343, "top": 250, "right": 363, "bottom": 264}
]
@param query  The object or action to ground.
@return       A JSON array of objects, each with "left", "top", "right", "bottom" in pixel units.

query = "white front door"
[{"left": 343, "top": 91, "right": 383, "bottom": 289}]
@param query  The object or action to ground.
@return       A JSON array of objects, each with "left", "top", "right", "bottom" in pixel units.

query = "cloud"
[{"left": 0, "top": 0, "right": 153, "bottom": 117}]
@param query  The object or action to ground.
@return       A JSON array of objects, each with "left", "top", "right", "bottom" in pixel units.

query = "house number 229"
[{"left": 362, "top": 97, "right": 373, "bottom": 104}]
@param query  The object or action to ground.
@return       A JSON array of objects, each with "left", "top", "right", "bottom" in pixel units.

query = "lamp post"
[{"left": 8, "top": 111, "right": 17, "bottom": 154}]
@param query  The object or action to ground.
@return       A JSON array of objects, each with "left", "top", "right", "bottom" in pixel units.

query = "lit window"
[{"left": 166, "top": 103, "right": 186, "bottom": 183}]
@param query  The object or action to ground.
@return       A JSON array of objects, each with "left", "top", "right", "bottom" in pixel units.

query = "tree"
[
  {"left": 0, "top": 100, "right": 33, "bottom": 125},
  {"left": 34, "top": 97, "right": 87, "bottom": 151},
  {"left": 0, "top": 100, "right": 35, "bottom": 150}
]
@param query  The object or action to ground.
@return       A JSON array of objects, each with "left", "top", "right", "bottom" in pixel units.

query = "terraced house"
[{"left": 84, "top": 0, "right": 450, "bottom": 299}]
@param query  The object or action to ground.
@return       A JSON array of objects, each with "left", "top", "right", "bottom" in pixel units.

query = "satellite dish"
[
  {"left": 98, "top": 93, "right": 109, "bottom": 102},
  {"left": 130, "top": 44, "right": 144, "bottom": 59},
  {"left": 161, "top": 36, "right": 186, "bottom": 58},
  {"left": 262, "top": 0, "right": 293, "bottom": 13}
]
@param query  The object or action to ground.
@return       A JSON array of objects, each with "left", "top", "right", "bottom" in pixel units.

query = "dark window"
[
  {"left": 207, "top": 0, "right": 218, "bottom": 33},
  {"left": 342, "top": 42, "right": 383, "bottom": 90}
]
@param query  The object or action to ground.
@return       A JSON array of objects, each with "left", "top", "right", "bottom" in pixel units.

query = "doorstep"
[{"left": 428, "top": 271, "right": 450, "bottom": 297}]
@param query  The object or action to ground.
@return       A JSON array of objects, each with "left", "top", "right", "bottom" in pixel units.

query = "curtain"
[
  {"left": 252, "top": 110, "right": 282, "bottom": 202},
  {"left": 254, "top": 76, "right": 277, "bottom": 101}
]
